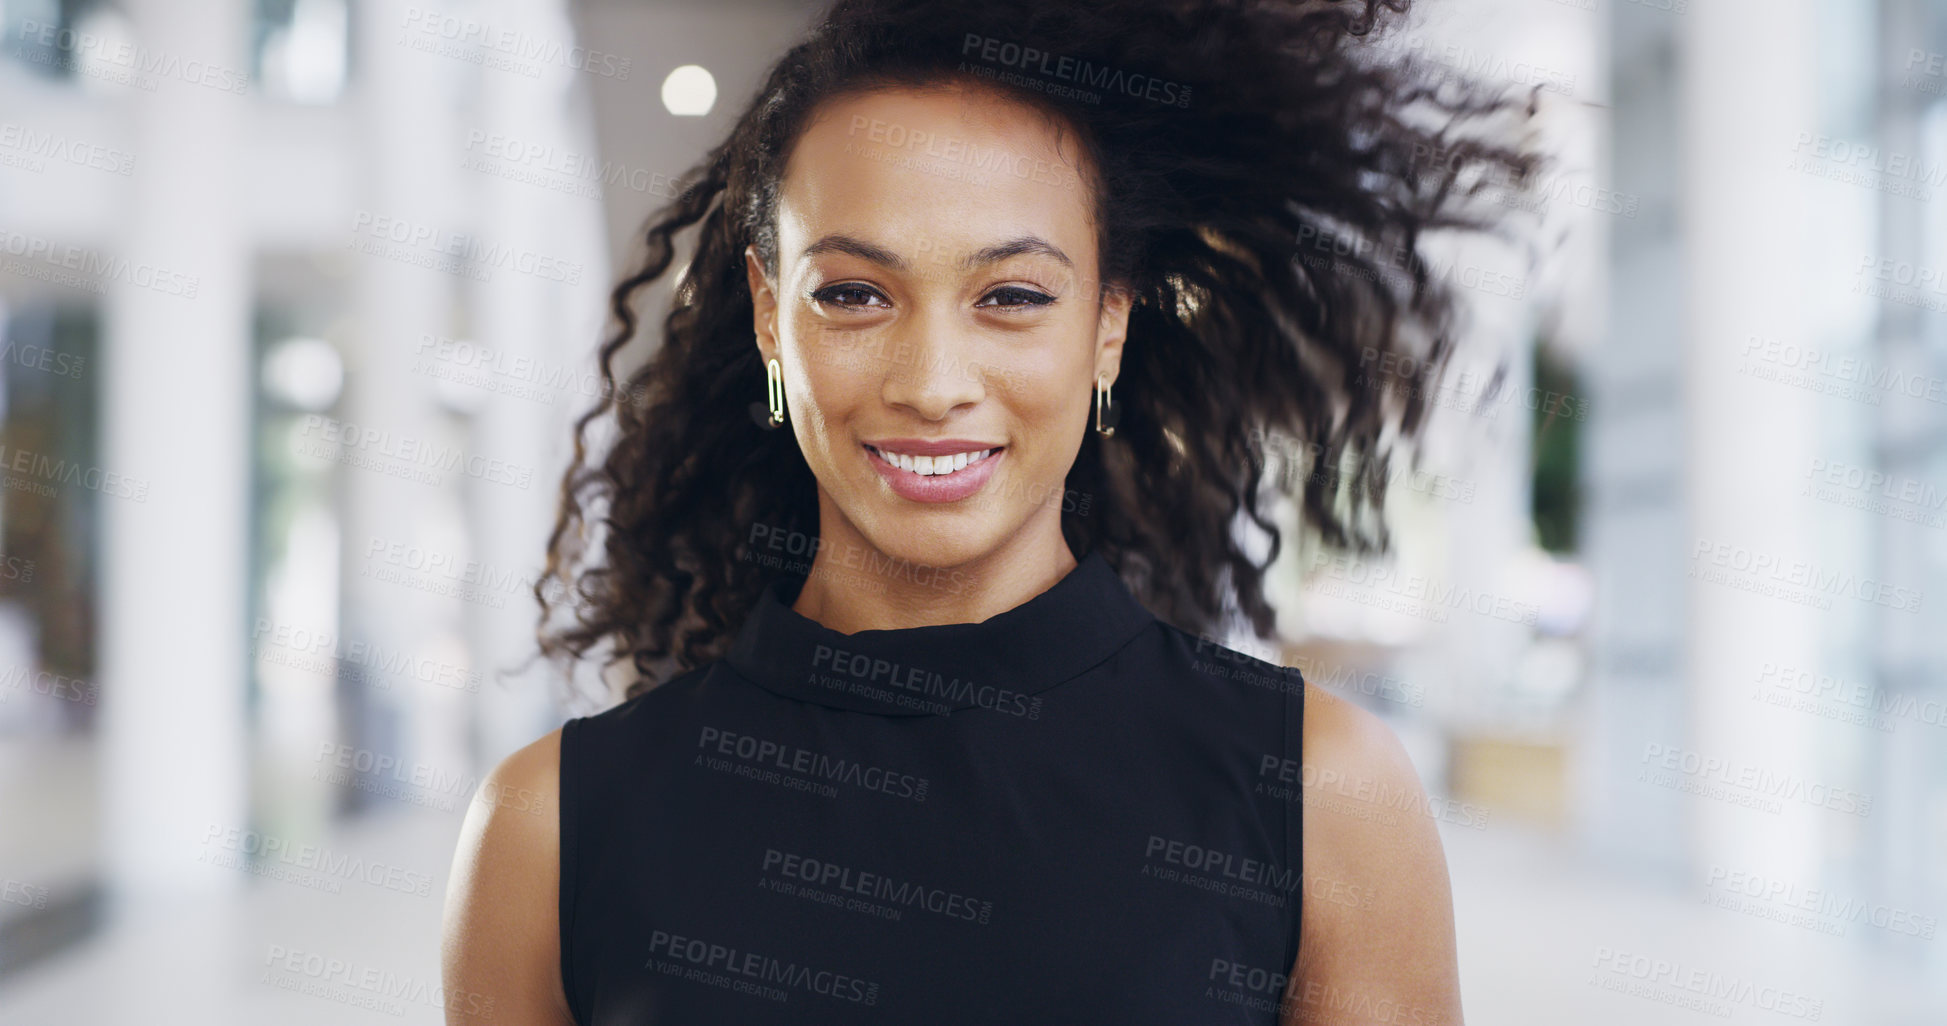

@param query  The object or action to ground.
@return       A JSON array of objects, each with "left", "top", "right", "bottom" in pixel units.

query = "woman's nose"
[{"left": 878, "top": 315, "right": 986, "bottom": 419}]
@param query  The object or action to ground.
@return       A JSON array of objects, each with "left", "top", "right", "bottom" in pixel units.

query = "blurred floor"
[
  {"left": 0, "top": 804, "right": 461, "bottom": 1025},
  {"left": 1449, "top": 821, "right": 1938, "bottom": 1025}
]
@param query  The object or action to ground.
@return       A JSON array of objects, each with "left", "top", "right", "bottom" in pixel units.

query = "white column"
[
  {"left": 340, "top": 0, "right": 465, "bottom": 790},
  {"left": 1678, "top": 0, "right": 1823, "bottom": 880},
  {"left": 467, "top": 0, "right": 612, "bottom": 764},
  {"left": 335, "top": 0, "right": 466, "bottom": 797},
  {"left": 98, "top": 0, "right": 253, "bottom": 904}
]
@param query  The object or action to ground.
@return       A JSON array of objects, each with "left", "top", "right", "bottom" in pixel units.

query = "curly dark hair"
[{"left": 533, "top": 0, "right": 1541, "bottom": 704}]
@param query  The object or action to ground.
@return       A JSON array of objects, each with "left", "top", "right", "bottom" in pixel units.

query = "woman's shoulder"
[
  {"left": 559, "top": 662, "right": 720, "bottom": 743},
  {"left": 1132, "top": 621, "right": 1307, "bottom": 745},
  {"left": 1141, "top": 620, "right": 1432, "bottom": 816},
  {"left": 478, "top": 725, "right": 564, "bottom": 813},
  {"left": 443, "top": 724, "right": 575, "bottom": 1024},
  {"left": 1297, "top": 680, "right": 1452, "bottom": 890},
  {"left": 1288, "top": 681, "right": 1463, "bottom": 1019},
  {"left": 448, "top": 663, "right": 724, "bottom": 830},
  {"left": 1298, "top": 682, "right": 1424, "bottom": 801}
]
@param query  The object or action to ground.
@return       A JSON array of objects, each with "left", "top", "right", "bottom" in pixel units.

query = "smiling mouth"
[{"left": 864, "top": 444, "right": 1003, "bottom": 476}]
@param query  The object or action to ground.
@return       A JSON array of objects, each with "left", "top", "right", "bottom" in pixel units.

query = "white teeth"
[{"left": 872, "top": 447, "right": 995, "bottom": 476}]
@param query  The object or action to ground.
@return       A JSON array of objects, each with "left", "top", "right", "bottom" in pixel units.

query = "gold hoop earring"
[
  {"left": 766, "top": 357, "right": 786, "bottom": 427},
  {"left": 750, "top": 354, "right": 786, "bottom": 430},
  {"left": 1095, "top": 372, "right": 1120, "bottom": 437}
]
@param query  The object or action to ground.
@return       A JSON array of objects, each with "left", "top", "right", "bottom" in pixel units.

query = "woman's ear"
[
  {"left": 1095, "top": 283, "right": 1133, "bottom": 384},
  {"left": 745, "top": 245, "right": 779, "bottom": 361}
]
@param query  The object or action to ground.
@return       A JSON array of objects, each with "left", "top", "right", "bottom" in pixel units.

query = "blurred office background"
[{"left": 0, "top": 0, "right": 1940, "bottom": 1021}]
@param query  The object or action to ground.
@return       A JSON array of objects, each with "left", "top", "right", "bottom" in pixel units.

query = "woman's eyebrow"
[
  {"left": 802, "top": 233, "right": 907, "bottom": 269},
  {"left": 963, "top": 236, "right": 1072, "bottom": 270},
  {"left": 799, "top": 233, "right": 1073, "bottom": 272}
]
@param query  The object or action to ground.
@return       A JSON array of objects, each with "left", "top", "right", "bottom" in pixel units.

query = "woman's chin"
[{"left": 858, "top": 529, "right": 995, "bottom": 576}]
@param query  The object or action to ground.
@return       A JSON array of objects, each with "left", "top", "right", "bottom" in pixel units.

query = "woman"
[{"left": 443, "top": 0, "right": 1534, "bottom": 1022}]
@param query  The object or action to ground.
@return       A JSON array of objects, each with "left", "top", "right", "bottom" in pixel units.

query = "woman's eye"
[
  {"left": 979, "top": 287, "right": 1056, "bottom": 309},
  {"left": 811, "top": 284, "right": 887, "bottom": 309}
]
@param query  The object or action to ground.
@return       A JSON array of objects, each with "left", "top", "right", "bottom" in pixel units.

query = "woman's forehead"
[{"left": 776, "top": 86, "right": 1096, "bottom": 268}]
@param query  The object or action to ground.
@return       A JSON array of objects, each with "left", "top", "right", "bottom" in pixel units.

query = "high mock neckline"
[{"left": 724, "top": 550, "right": 1156, "bottom": 716}]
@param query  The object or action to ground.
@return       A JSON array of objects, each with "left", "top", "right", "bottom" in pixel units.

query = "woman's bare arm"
[
  {"left": 1283, "top": 684, "right": 1464, "bottom": 1026},
  {"left": 441, "top": 726, "right": 576, "bottom": 1025}
]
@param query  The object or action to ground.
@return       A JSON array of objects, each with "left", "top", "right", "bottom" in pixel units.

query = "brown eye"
[
  {"left": 811, "top": 284, "right": 888, "bottom": 308},
  {"left": 978, "top": 287, "right": 1056, "bottom": 309}
]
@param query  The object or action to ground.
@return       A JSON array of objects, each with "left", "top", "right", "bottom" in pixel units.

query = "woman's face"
[{"left": 746, "top": 83, "right": 1129, "bottom": 576}]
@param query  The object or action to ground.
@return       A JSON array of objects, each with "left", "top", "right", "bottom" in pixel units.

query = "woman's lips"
[{"left": 864, "top": 443, "right": 1005, "bottom": 503}]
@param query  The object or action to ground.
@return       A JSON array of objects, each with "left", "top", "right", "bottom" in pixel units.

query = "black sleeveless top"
[{"left": 558, "top": 551, "right": 1307, "bottom": 1024}]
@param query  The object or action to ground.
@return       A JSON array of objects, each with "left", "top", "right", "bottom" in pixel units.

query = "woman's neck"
[{"left": 789, "top": 507, "right": 1078, "bottom": 634}]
